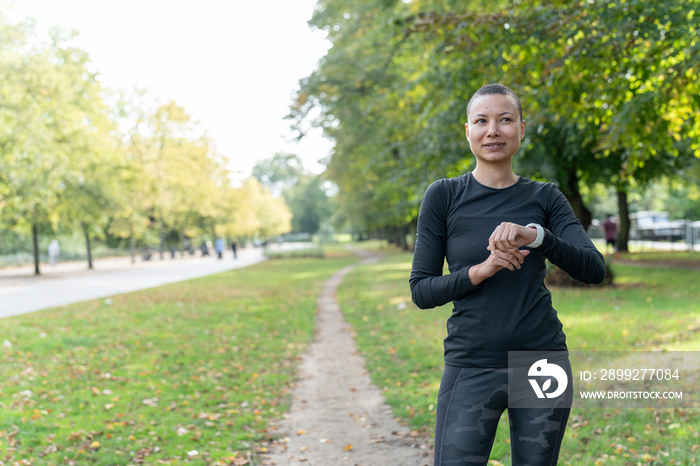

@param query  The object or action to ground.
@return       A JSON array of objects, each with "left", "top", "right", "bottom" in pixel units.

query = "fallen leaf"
[{"left": 343, "top": 444, "right": 353, "bottom": 451}]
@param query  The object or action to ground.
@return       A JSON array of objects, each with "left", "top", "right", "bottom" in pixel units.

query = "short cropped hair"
[{"left": 466, "top": 83, "right": 523, "bottom": 122}]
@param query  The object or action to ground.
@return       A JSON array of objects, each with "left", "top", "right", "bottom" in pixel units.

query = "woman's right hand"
[{"left": 468, "top": 248, "right": 530, "bottom": 286}]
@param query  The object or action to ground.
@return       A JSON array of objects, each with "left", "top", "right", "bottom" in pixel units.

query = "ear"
[
  {"left": 520, "top": 119, "right": 526, "bottom": 139},
  {"left": 465, "top": 122, "right": 470, "bottom": 141}
]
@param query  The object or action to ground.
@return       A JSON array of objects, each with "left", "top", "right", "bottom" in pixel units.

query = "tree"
[
  {"left": 253, "top": 154, "right": 331, "bottom": 236},
  {"left": 252, "top": 152, "right": 303, "bottom": 196},
  {"left": 48, "top": 30, "right": 123, "bottom": 269},
  {"left": 218, "top": 177, "right": 292, "bottom": 240},
  {"left": 292, "top": 0, "right": 700, "bottom": 251},
  {"left": 407, "top": 0, "right": 700, "bottom": 249},
  {"left": 108, "top": 89, "right": 160, "bottom": 262},
  {"left": 292, "top": 0, "right": 439, "bottom": 247},
  {"left": 285, "top": 175, "right": 331, "bottom": 235},
  {"left": 0, "top": 24, "right": 86, "bottom": 274}
]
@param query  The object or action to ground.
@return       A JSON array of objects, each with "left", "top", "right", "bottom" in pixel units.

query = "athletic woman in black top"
[{"left": 410, "top": 84, "right": 605, "bottom": 465}]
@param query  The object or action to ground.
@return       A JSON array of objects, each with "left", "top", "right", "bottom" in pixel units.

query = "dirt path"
[{"left": 263, "top": 251, "right": 431, "bottom": 466}]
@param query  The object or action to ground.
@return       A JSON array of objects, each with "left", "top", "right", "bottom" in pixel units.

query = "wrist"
[
  {"left": 468, "top": 264, "right": 485, "bottom": 286},
  {"left": 525, "top": 223, "right": 544, "bottom": 248}
]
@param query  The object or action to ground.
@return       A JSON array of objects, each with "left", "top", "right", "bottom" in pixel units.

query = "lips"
[{"left": 483, "top": 143, "right": 505, "bottom": 148}]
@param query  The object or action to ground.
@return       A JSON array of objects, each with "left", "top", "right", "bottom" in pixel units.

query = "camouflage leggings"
[{"left": 434, "top": 363, "right": 571, "bottom": 466}]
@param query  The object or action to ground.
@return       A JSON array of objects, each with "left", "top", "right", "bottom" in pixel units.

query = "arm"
[
  {"left": 484, "top": 185, "right": 605, "bottom": 285},
  {"left": 538, "top": 186, "right": 606, "bottom": 284},
  {"left": 409, "top": 181, "right": 480, "bottom": 309}
]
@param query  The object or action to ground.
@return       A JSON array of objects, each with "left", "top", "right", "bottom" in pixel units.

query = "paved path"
[
  {"left": 0, "top": 244, "right": 302, "bottom": 319},
  {"left": 263, "top": 250, "right": 431, "bottom": 465}
]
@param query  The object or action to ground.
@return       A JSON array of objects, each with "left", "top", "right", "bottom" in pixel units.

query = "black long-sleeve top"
[{"left": 409, "top": 173, "right": 605, "bottom": 368}]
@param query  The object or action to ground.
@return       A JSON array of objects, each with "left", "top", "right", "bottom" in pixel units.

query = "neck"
[{"left": 472, "top": 165, "right": 519, "bottom": 189}]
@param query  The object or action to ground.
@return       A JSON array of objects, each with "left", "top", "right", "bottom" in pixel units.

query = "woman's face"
[{"left": 465, "top": 94, "right": 525, "bottom": 166}]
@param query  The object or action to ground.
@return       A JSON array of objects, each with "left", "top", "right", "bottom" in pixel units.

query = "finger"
[
  {"left": 494, "top": 251, "right": 520, "bottom": 271},
  {"left": 488, "top": 227, "right": 501, "bottom": 253},
  {"left": 486, "top": 250, "right": 507, "bottom": 271},
  {"left": 509, "top": 248, "right": 533, "bottom": 268},
  {"left": 509, "top": 227, "right": 522, "bottom": 248},
  {"left": 503, "top": 223, "right": 522, "bottom": 250},
  {"left": 509, "top": 248, "right": 525, "bottom": 265},
  {"left": 510, "top": 248, "right": 532, "bottom": 262},
  {"left": 496, "top": 256, "right": 515, "bottom": 271},
  {"left": 495, "top": 249, "right": 530, "bottom": 271},
  {"left": 491, "top": 226, "right": 510, "bottom": 253},
  {"left": 504, "top": 250, "right": 523, "bottom": 270}
]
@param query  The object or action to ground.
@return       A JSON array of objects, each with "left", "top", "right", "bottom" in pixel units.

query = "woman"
[{"left": 409, "top": 84, "right": 605, "bottom": 465}]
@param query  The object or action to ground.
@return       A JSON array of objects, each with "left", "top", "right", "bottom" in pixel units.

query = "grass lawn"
[
  {"left": 3, "top": 242, "right": 698, "bottom": 465},
  {"left": 0, "top": 254, "right": 356, "bottom": 465},
  {"left": 337, "top": 250, "right": 700, "bottom": 465}
]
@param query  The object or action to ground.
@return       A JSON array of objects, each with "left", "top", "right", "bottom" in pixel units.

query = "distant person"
[
  {"left": 200, "top": 241, "right": 209, "bottom": 256},
  {"left": 184, "top": 238, "right": 195, "bottom": 255},
  {"left": 48, "top": 239, "right": 60, "bottom": 267},
  {"left": 601, "top": 213, "right": 618, "bottom": 255},
  {"left": 215, "top": 238, "right": 225, "bottom": 259},
  {"left": 231, "top": 241, "right": 237, "bottom": 259}
]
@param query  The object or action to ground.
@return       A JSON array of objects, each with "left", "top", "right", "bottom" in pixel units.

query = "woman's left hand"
[{"left": 488, "top": 222, "right": 539, "bottom": 253}]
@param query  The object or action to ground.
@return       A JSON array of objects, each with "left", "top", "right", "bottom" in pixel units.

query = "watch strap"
[{"left": 525, "top": 223, "right": 544, "bottom": 248}]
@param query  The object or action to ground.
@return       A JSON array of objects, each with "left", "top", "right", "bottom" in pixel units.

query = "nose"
[{"left": 486, "top": 120, "right": 500, "bottom": 136}]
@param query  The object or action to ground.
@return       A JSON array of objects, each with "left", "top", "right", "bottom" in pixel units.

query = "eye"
[
  {"left": 500, "top": 117, "right": 512, "bottom": 122},
  {"left": 475, "top": 118, "right": 486, "bottom": 124}
]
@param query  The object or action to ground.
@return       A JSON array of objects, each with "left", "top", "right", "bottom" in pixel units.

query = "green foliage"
[
  {"left": 252, "top": 152, "right": 304, "bottom": 197},
  {"left": 293, "top": 0, "right": 700, "bottom": 238},
  {"left": 253, "top": 155, "right": 331, "bottom": 235},
  {"left": 285, "top": 175, "right": 332, "bottom": 235}
]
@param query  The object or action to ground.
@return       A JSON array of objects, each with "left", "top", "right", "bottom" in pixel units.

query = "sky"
[{"left": 3, "top": 0, "right": 333, "bottom": 180}]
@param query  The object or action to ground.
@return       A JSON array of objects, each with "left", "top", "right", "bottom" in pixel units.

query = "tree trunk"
[
  {"left": 408, "top": 217, "right": 418, "bottom": 251},
  {"left": 561, "top": 167, "right": 593, "bottom": 231},
  {"left": 32, "top": 224, "right": 40, "bottom": 275},
  {"left": 82, "top": 222, "right": 94, "bottom": 269},
  {"left": 159, "top": 218, "right": 165, "bottom": 260},
  {"left": 398, "top": 225, "right": 409, "bottom": 251},
  {"left": 617, "top": 188, "right": 630, "bottom": 253},
  {"left": 385, "top": 226, "right": 410, "bottom": 250},
  {"left": 129, "top": 224, "right": 136, "bottom": 264}
]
